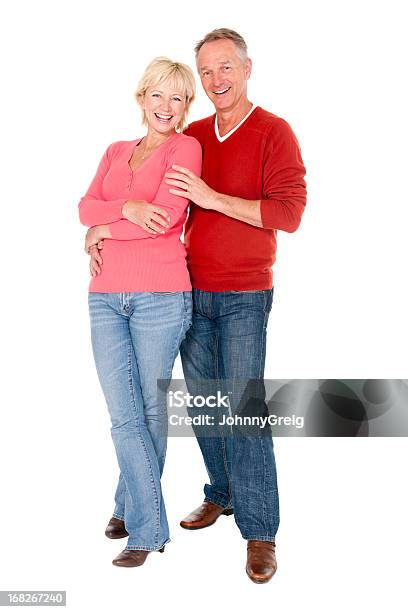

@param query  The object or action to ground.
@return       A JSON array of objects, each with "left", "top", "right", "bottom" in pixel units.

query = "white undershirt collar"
[{"left": 214, "top": 104, "right": 257, "bottom": 142}]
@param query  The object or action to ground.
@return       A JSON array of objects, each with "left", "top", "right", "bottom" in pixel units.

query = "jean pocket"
[
  {"left": 182, "top": 292, "right": 193, "bottom": 320},
  {"left": 263, "top": 288, "right": 274, "bottom": 313}
]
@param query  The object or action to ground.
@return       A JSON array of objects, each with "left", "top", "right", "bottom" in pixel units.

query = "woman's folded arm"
[
  {"left": 107, "top": 136, "right": 202, "bottom": 240},
  {"left": 78, "top": 143, "right": 128, "bottom": 226}
]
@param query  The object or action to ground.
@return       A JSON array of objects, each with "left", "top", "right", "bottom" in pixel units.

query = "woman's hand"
[
  {"left": 89, "top": 242, "right": 104, "bottom": 277},
  {"left": 85, "top": 225, "right": 111, "bottom": 254},
  {"left": 122, "top": 200, "right": 170, "bottom": 234}
]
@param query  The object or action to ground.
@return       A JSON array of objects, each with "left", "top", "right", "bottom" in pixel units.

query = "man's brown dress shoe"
[
  {"left": 105, "top": 517, "right": 128, "bottom": 539},
  {"left": 112, "top": 546, "right": 165, "bottom": 567},
  {"left": 180, "top": 501, "right": 233, "bottom": 530},
  {"left": 246, "top": 541, "right": 277, "bottom": 584}
]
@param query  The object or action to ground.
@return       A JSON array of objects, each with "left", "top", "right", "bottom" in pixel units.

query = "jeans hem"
[
  {"left": 125, "top": 537, "right": 170, "bottom": 551},
  {"left": 204, "top": 495, "right": 233, "bottom": 510},
  {"left": 242, "top": 535, "right": 276, "bottom": 542},
  {"left": 113, "top": 512, "right": 125, "bottom": 521}
]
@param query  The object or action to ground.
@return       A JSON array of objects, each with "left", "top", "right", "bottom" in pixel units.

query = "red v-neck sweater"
[{"left": 184, "top": 106, "right": 307, "bottom": 291}]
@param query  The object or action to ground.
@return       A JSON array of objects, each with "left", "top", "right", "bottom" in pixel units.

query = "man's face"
[{"left": 197, "top": 39, "right": 252, "bottom": 112}]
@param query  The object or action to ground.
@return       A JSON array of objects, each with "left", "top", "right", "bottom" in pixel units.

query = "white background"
[{"left": 1, "top": 0, "right": 407, "bottom": 609}]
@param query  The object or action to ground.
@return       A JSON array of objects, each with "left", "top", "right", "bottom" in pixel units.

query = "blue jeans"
[
  {"left": 88, "top": 291, "right": 192, "bottom": 551},
  {"left": 180, "top": 288, "right": 279, "bottom": 542}
]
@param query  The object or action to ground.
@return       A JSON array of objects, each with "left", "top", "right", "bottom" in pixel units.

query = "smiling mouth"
[
  {"left": 154, "top": 113, "right": 173, "bottom": 122},
  {"left": 213, "top": 87, "right": 231, "bottom": 95}
]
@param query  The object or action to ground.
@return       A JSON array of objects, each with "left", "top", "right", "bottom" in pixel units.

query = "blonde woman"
[{"left": 78, "top": 58, "right": 202, "bottom": 567}]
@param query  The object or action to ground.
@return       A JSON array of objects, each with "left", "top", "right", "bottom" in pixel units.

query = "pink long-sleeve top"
[{"left": 78, "top": 132, "right": 202, "bottom": 292}]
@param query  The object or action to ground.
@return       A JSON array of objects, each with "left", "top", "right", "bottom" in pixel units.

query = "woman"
[{"left": 78, "top": 57, "right": 202, "bottom": 567}]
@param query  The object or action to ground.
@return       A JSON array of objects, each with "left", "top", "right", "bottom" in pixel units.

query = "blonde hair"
[{"left": 135, "top": 57, "right": 196, "bottom": 132}]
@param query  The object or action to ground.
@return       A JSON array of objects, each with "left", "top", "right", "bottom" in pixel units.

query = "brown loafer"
[
  {"left": 112, "top": 546, "right": 165, "bottom": 567},
  {"left": 180, "top": 501, "right": 233, "bottom": 530},
  {"left": 246, "top": 541, "right": 277, "bottom": 584},
  {"left": 105, "top": 517, "right": 129, "bottom": 539}
]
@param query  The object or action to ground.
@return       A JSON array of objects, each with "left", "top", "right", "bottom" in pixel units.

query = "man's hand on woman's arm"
[
  {"left": 165, "top": 165, "right": 263, "bottom": 227},
  {"left": 165, "top": 118, "right": 307, "bottom": 233}
]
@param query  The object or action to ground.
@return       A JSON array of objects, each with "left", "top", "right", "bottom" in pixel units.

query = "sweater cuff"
[
  {"left": 108, "top": 222, "right": 122, "bottom": 239},
  {"left": 111, "top": 199, "right": 127, "bottom": 221},
  {"left": 260, "top": 199, "right": 275, "bottom": 229}
]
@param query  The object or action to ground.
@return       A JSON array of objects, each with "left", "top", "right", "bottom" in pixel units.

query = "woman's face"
[{"left": 141, "top": 81, "right": 186, "bottom": 135}]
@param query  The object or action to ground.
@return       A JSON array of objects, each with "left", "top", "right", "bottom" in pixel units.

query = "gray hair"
[{"left": 194, "top": 28, "right": 248, "bottom": 62}]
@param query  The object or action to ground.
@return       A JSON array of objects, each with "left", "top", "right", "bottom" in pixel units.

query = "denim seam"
[
  {"left": 166, "top": 295, "right": 192, "bottom": 377},
  {"left": 182, "top": 291, "right": 193, "bottom": 324},
  {"left": 197, "top": 327, "right": 220, "bottom": 488},
  {"left": 260, "top": 308, "right": 269, "bottom": 533},
  {"left": 208, "top": 290, "right": 213, "bottom": 319},
  {"left": 160, "top": 302, "right": 191, "bottom": 469},
  {"left": 107, "top": 340, "right": 141, "bottom": 539},
  {"left": 221, "top": 422, "right": 232, "bottom": 501},
  {"left": 215, "top": 328, "right": 232, "bottom": 499},
  {"left": 127, "top": 339, "right": 161, "bottom": 548},
  {"left": 262, "top": 289, "right": 273, "bottom": 317},
  {"left": 203, "top": 330, "right": 222, "bottom": 488},
  {"left": 261, "top": 435, "right": 268, "bottom": 534}
]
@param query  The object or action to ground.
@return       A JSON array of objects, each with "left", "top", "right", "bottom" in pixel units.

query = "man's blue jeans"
[
  {"left": 88, "top": 291, "right": 192, "bottom": 551},
  {"left": 180, "top": 288, "right": 279, "bottom": 542}
]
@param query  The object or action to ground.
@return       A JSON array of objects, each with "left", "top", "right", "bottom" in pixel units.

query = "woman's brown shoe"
[
  {"left": 112, "top": 546, "right": 165, "bottom": 567},
  {"left": 105, "top": 517, "right": 129, "bottom": 539}
]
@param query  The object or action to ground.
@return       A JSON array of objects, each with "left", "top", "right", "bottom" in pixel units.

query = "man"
[{"left": 164, "top": 28, "right": 307, "bottom": 584}]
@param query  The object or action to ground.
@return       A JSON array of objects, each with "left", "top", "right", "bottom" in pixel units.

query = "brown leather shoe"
[
  {"left": 180, "top": 501, "right": 233, "bottom": 530},
  {"left": 105, "top": 517, "right": 128, "bottom": 539},
  {"left": 112, "top": 546, "right": 165, "bottom": 567},
  {"left": 246, "top": 541, "right": 277, "bottom": 584}
]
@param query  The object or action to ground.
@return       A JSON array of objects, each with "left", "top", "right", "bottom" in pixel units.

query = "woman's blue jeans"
[{"left": 88, "top": 291, "right": 192, "bottom": 551}]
